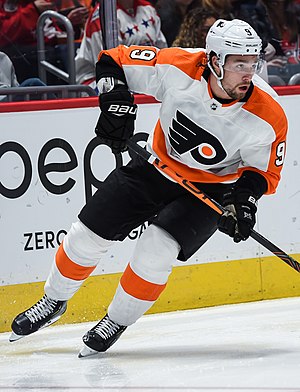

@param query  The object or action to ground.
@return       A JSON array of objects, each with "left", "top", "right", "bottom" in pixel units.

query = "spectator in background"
[
  {"left": 0, "top": 51, "right": 50, "bottom": 101},
  {"left": 258, "top": 0, "right": 300, "bottom": 84},
  {"left": 54, "top": 0, "right": 90, "bottom": 78},
  {"left": 172, "top": 7, "right": 217, "bottom": 48},
  {"left": 0, "top": 0, "right": 57, "bottom": 47},
  {"left": 155, "top": 0, "right": 201, "bottom": 46},
  {"left": 260, "top": 0, "right": 299, "bottom": 57},
  {"left": 0, "top": 0, "right": 89, "bottom": 84},
  {"left": 201, "top": 0, "right": 231, "bottom": 17},
  {"left": 75, "top": 0, "right": 167, "bottom": 89},
  {"left": 0, "top": 51, "right": 19, "bottom": 96},
  {"left": 55, "top": 0, "right": 90, "bottom": 41},
  {"left": 0, "top": 0, "right": 57, "bottom": 83}
]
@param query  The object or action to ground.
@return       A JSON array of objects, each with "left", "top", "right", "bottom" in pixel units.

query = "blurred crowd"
[{"left": 0, "top": 0, "right": 300, "bottom": 100}]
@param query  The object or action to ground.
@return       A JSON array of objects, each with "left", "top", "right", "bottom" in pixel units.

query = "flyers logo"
[{"left": 168, "top": 111, "right": 227, "bottom": 165}]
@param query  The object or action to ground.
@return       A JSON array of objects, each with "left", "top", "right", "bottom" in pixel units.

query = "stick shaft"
[{"left": 127, "top": 139, "right": 300, "bottom": 273}]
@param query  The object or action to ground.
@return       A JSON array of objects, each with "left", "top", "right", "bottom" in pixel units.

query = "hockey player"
[{"left": 10, "top": 19, "right": 288, "bottom": 357}]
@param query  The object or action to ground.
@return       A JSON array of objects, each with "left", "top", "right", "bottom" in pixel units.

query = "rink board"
[
  {"left": 1, "top": 91, "right": 300, "bottom": 332},
  {"left": 2, "top": 255, "right": 300, "bottom": 332}
]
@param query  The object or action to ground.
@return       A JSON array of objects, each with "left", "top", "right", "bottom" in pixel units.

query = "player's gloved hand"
[
  {"left": 95, "top": 87, "right": 137, "bottom": 154},
  {"left": 218, "top": 188, "right": 257, "bottom": 243}
]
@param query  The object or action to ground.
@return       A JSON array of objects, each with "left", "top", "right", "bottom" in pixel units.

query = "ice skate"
[
  {"left": 9, "top": 294, "right": 67, "bottom": 342},
  {"left": 78, "top": 314, "right": 127, "bottom": 358}
]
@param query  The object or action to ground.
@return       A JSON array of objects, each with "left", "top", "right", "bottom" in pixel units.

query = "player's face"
[{"left": 221, "top": 55, "right": 260, "bottom": 100}]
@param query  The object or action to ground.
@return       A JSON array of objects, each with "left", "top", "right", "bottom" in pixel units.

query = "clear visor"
[{"left": 223, "top": 58, "right": 264, "bottom": 74}]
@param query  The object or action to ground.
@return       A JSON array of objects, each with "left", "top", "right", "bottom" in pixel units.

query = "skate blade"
[
  {"left": 9, "top": 331, "right": 24, "bottom": 342},
  {"left": 9, "top": 316, "right": 61, "bottom": 343},
  {"left": 78, "top": 344, "right": 99, "bottom": 358}
]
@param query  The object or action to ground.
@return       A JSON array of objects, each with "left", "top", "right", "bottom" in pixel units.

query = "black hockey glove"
[
  {"left": 218, "top": 171, "right": 267, "bottom": 243},
  {"left": 218, "top": 188, "right": 258, "bottom": 243},
  {"left": 95, "top": 87, "right": 137, "bottom": 154}
]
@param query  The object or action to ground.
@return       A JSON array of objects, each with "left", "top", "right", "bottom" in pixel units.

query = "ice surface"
[{"left": 1, "top": 297, "right": 300, "bottom": 391}]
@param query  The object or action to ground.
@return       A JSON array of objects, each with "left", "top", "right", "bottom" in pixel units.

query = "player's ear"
[{"left": 211, "top": 55, "right": 221, "bottom": 77}]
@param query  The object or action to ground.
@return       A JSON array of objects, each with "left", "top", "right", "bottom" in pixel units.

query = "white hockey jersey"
[
  {"left": 75, "top": 0, "right": 167, "bottom": 86},
  {"left": 99, "top": 45, "right": 288, "bottom": 194}
]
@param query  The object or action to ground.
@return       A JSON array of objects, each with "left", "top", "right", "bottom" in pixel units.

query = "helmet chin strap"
[
  {"left": 217, "top": 78, "right": 225, "bottom": 92},
  {"left": 208, "top": 62, "right": 226, "bottom": 92}
]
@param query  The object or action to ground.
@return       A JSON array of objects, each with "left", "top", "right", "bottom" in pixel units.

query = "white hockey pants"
[{"left": 45, "top": 220, "right": 180, "bottom": 326}]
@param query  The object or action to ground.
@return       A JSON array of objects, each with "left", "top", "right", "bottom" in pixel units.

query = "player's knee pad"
[
  {"left": 63, "top": 220, "right": 115, "bottom": 267},
  {"left": 45, "top": 221, "right": 116, "bottom": 300},
  {"left": 130, "top": 224, "right": 181, "bottom": 284}
]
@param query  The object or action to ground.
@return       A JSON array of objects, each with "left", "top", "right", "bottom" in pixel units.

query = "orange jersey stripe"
[
  {"left": 99, "top": 46, "right": 207, "bottom": 81},
  {"left": 243, "top": 86, "right": 288, "bottom": 194},
  {"left": 120, "top": 263, "right": 166, "bottom": 301},
  {"left": 55, "top": 242, "right": 96, "bottom": 281}
]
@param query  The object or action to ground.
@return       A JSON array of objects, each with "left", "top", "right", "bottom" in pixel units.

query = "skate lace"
[
  {"left": 25, "top": 295, "right": 58, "bottom": 323},
  {"left": 94, "top": 316, "right": 121, "bottom": 340}
]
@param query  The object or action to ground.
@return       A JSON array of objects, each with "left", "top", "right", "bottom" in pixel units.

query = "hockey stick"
[{"left": 127, "top": 138, "right": 300, "bottom": 273}]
